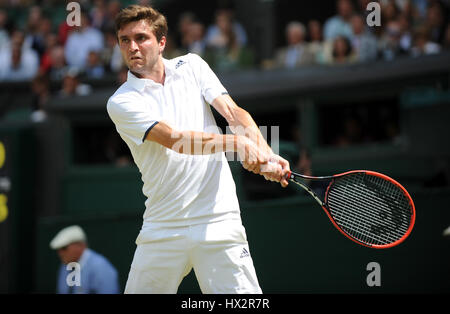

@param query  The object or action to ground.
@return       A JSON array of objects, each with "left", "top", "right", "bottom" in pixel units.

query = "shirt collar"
[{"left": 126, "top": 58, "right": 178, "bottom": 92}]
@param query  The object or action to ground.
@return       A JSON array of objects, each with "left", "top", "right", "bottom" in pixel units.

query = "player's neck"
[{"left": 132, "top": 58, "right": 165, "bottom": 85}]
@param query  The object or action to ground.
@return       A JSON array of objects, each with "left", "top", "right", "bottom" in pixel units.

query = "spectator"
[
  {"left": 64, "top": 11, "right": 104, "bottom": 71},
  {"left": 24, "top": 5, "right": 46, "bottom": 58},
  {"left": 30, "top": 73, "right": 49, "bottom": 122},
  {"left": 46, "top": 45, "right": 68, "bottom": 81},
  {"left": 296, "top": 148, "right": 313, "bottom": 177},
  {"left": 411, "top": 0, "right": 430, "bottom": 19},
  {"left": 204, "top": 7, "right": 247, "bottom": 48},
  {"left": 356, "top": 0, "right": 372, "bottom": 16},
  {"left": 410, "top": 25, "right": 441, "bottom": 56},
  {"left": 398, "top": 13, "right": 414, "bottom": 53},
  {"left": 379, "top": 20, "right": 407, "bottom": 60},
  {"left": 0, "top": 30, "right": 39, "bottom": 81},
  {"left": 107, "top": 1, "right": 122, "bottom": 22},
  {"left": 185, "top": 21, "right": 206, "bottom": 56},
  {"left": 333, "top": 114, "right": 364, "bottom": 146},
  {"left": 274, "top": 21, "right": 316, "bottom": 68},
  {"left": 50, "top": 225, "right": 120, "bottom": 294},
  {"left": 57, "top": 21, "right": 75, "bottom": 46},
  {"left": 323, "top": 0, "right": 355, "bottom": 41},
  {"left": 443, "top": 225, "right": 450, "bottom": 237},
  {"left": 295, "top": 148, "right": 328, "bottom": 197},
  {"left": 424, "top": 1, "right": 447, "bottom": 44},
  {"left": 102, "top": 28, "right": 123, "bottom": 73},
  {"left": 58, "top": 67, "right": 92, "bottom": 97},
  {"left": 399, "top": 0, "right": 418, "bottom": 22},
  {"left": 90, "top": 0, "right": 108, "bottom": 31},
  {"left": 85, "top": 50, "right": 105, "bottom": 79},
  {"left": 176, "top": 15, "right": 206, "bottom": 57},
  {"left": 381, "top": 0, "right": 401, "bottom": 26},
  {"left": 38, "top": 32, "right": 58, "bottom": 75},
  {"left": 328, "top": 35, "right": 356, "bottom": 65},
  {"left": 163, "top": 33, "right": 183, "bottom": 59},
  {"left": 350, "top": 14, "right": 378, "bottom": 62},
  {"left": 443, "top": 23, "right": 450, "bottom": 50},
  {"left": 0, "top": 9, "right": 11, "bottom": 52},
  {"left": 306, "top": 19, "right": 331, "bottom": 64},
  {"left": 102, "top": 0, "right": 122, "bottom": 31},
  {"left": 177, "top": 11, "right": 197, "bottom": 52},
  {"left": 204, "top": 9, "right": 253, "bottom": 71}
]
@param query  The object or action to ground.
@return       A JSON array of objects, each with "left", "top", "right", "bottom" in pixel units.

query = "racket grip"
[{"left": 285, "top": 171, "right": 292, "bottom": 180}]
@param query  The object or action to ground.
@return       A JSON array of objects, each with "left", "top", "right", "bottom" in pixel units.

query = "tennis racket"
[{"left": 285, "top": 168, "right": 416, "bottom": 249}]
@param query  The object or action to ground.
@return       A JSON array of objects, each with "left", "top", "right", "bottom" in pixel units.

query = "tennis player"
[{"left": 107, "top": 5, "right": 290, "bottom": 294}]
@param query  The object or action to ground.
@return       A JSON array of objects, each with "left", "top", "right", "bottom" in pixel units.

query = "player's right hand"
[{"left": 237, "top": 136, "right": 270, "bottom": 174}]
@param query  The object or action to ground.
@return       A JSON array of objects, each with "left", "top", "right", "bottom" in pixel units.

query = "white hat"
[
  {"left": 443, "top": 226, "right": 450, "bottom": 237},
  {"left": 50, "top": 225, "right": 86, "bottom": 250}
]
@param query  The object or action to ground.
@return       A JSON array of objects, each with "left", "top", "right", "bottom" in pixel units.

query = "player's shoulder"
[
  {"left": 107, "top": 81, "right": 140, "bottom": 110},
  {"left": 165, "top": 53, "right": 206, "bottom": 70}
]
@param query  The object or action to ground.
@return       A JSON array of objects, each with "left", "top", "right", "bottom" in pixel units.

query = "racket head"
[{"left": 322, "top": 170, "right": 416, "bottom": 249}]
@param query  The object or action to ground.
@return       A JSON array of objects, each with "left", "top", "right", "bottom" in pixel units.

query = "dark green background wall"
[{"left": 33, "top": 187, "right": 450, "bottom": 294}]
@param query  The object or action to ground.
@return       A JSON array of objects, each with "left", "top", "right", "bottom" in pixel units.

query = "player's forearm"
[
  {"left": 229, "top": 108, "right": 273, "bottom": 155},
  {"left": 169, "top": 130, "right": 238, "bottom": 155},
  {"left": 212, "top": 95, "right": 273, "bottom": 155},
  {"left": 145, "top": 120, "right": 247, "bottom": 155}
]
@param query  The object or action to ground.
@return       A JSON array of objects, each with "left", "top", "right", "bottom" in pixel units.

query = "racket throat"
[{"left": 290, "top": 178, "right": 325, "bottom": 207}]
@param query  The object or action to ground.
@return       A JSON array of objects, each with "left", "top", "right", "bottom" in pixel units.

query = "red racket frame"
[{"left": 288, "top": 170, "right": 416, "bottom": 249}]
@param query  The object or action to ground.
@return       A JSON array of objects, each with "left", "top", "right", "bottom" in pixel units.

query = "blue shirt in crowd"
[{"left": 57, "top": 248, "right": 120, "bottom": 294}]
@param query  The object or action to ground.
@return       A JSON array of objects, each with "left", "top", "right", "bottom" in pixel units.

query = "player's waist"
[{"left": 141, "top": 210, "right": 241, "bottom": 229}]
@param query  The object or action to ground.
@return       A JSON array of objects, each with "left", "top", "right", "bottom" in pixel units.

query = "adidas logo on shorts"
[{"left": 240, "top": 247, "right": 250, "bottom": 258}]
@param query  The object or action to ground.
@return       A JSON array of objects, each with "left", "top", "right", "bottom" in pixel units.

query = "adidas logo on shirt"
[
  {"left": 240, "top": 247, "right": 250, "bottom": 258},
  {"left": 175, "top": 60, "right": 186, "bottom": 69}
]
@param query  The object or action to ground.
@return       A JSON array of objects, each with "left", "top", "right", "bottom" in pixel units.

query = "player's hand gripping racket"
[{"left": 266, "top": 162, "right": 416, "bottom": 248}]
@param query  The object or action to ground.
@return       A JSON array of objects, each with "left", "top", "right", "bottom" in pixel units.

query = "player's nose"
[{"left": 129, "top": 40, "right": 139, "bottom": 52}]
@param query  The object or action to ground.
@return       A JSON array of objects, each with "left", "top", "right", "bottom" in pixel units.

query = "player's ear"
[{"left": 159, "top": 36, "right": 166, "bottom": 54}]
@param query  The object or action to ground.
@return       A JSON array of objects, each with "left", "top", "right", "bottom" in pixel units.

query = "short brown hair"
[{"left": 115, "top": 5, "right": 168, "bottom": 41}]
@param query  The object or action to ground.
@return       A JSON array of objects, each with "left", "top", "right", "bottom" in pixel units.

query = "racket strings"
[
  {"left": 331, "top": 183, "right": 411, "bottom": 230},
  {"left": 326, "top": 173, "right": 413, "bottom": 246},
  {"left": 332, "top": 180, "right": 410, "bottom": 245}
]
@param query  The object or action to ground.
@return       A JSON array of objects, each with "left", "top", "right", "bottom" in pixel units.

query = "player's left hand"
[{"left": 260, "top": 155, "right": 290, "bottom": 187}]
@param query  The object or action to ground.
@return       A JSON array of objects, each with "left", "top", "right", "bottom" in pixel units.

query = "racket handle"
[{"left": 285, "top": 171, "right": 292, "bottom": 180}]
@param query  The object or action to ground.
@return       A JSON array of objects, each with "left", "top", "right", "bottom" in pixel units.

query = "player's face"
[
  {"left": 118, "top": 20, "right": 166, "bottom": 77},
  {"left": 57, "top": 242, "right": 84, "bottom": 264}
]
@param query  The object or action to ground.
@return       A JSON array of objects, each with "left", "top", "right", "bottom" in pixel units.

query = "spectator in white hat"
[
  {"left": 443, "top": 225, "right": 450, "bottom": 237},
  {"left": 50, "top": 225, "right": 120, "bottom": 294}
]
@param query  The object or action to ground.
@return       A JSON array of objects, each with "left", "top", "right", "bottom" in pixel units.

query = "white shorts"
[{"left": 124, "top": 219, "right": 262, "bottom": 294}]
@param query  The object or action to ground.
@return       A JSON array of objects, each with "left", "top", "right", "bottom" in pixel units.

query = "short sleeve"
[
  {"left": 107, "top": 97, "right": 159, "bottom": 146},
  {"left": 188, "top": 53, "right": 228, "bottom": 104}
]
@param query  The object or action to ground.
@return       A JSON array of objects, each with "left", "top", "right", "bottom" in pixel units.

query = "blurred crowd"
[
  {"left": 0, "top": 0, "right": 448, "bottom": 83},
  {"left": 0, "top": 0, "right": 448, "bottom": 143},
  {"left": 269, "top": 0, "right": 450, "bottom": 69}
]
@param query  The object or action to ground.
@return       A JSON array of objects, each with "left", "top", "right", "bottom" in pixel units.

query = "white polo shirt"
[{"left": 107, "top": 53, "right": 241, "bottom": 228}]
